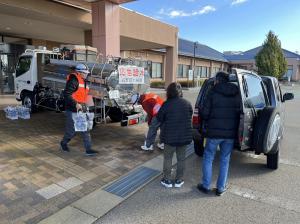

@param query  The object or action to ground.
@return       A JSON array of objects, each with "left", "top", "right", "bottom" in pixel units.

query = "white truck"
[{"left": 14, "top": 46, "right": 150, "bottom": 125}]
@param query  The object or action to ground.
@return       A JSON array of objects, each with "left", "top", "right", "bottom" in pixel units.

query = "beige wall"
[
  {"left": 194, "top": 59, "right": 211, "bottom": 67},
  {"left": 122, "top": 50, "right": 164, "bottom": 62},
  {"left": 120, "top": 8, "right": 178, "bottom": 48},
  {"left": 0, "top": 0, "right": 178, "bottom": 50},
  {"left": 122, "top": 50, "right": 228, "bottom": 81},
  {"left": 288, "top": 58, "right": 300, "bottom": 81}
]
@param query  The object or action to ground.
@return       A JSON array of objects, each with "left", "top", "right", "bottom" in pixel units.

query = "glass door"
[{"left": 0, "top": 54, "right": 16, "bottom": 94}]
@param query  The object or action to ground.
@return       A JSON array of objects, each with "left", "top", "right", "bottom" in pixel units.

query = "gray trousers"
[
  {"left": 163, "top": 144, "right": 187, "bottom": 180},
  {"left": 61, "top": 111, "right": 92, "bottom": 151},
  {"left": 145, "top": 116, "right": 161, "bottom": 147}
]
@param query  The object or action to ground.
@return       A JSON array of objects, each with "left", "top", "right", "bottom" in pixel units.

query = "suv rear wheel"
[
  {"left": 267, "top": 150, "right": 279, "bottom": 170},
  {"left": 266, "top": 140, "right": 280, "bottom": 169},
  {"left": 253, "top": 107, "right": 281, "bottom": 170}
]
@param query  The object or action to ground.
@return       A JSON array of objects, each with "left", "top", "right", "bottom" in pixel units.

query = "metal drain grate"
[{"left": 104, "top": 166, "right": 160, "bottom": 198}]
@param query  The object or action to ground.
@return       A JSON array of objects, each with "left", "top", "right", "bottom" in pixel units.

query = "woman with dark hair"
[{"left": 156, "top": 82, "right": 193, "bottom": 188}]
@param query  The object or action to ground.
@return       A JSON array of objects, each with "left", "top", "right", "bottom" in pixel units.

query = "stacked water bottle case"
[{"left": 4, "top": 106, "right": 30, "bottom": 120}]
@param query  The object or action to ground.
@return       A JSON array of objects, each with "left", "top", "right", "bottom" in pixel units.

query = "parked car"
[{"left": 192, "top": 68, "right": 294, "bottom": 169}]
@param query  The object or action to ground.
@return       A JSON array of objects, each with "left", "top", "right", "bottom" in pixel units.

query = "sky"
[{"left": 123, "top": 0, "right": 300, "bottom": 53}]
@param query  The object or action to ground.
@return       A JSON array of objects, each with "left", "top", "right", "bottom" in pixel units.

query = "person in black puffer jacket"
[
  {"left": 157, "top": 82, "right": 193, "bottom": 188},
  {"left": 197, "top": 71, "right": 241, "bottom": 196}
]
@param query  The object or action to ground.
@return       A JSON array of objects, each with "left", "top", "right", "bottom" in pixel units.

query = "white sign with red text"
[{"left": 118, "top": 65, "right": 145, "bottom": 84}]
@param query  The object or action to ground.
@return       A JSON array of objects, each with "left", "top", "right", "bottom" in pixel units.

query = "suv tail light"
[
  {"left": 128, "top": 118, "right": 138, "bottom": 125},
  {"left": 192, "top": 108, "right": 201, "bottom": 128}
]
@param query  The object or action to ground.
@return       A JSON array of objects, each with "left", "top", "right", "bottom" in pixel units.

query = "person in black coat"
[
  {"left": 156, "top": 82, "right": 193, "bottom": 188},
  {"left": 198, "top": 71, "right": 241, "bottom": 196}
]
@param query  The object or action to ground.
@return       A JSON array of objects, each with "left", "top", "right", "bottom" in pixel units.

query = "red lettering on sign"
[
  {"left": 119, "top": 67, "right": 126, "bottom": 76},
  {"left": 133, "top": 68, "right": 139, "bottom": 77},
  {"left": 127, "top": 68, "right": 132, "bottom": 76}
]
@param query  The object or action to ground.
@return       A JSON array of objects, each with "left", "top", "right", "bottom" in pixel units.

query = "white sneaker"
[
  {"left": 157, "top": 143, "right": 164, "bottom": 150},
  {"left": 174, "top": 179, "right": 184, "bottom": 188},
  {"left": 141, "top": 145, "right": 154, "bottom": 151}
]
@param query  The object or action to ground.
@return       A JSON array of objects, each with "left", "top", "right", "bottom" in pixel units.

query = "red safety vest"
[
  {"left": 67, "top": 72, "right": 89, "bottom": 104},
  {"left": 140, "top": 93, "right": 164, "bottom": 124}
]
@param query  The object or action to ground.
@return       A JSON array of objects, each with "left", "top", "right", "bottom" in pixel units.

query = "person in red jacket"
[{"left": 138, "top": 93, "right": 165, "bottom": 151}]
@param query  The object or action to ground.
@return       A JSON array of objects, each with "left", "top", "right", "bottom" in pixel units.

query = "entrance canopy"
[{"left": 0, "top": 0, "right": 178, "bottom": 85}]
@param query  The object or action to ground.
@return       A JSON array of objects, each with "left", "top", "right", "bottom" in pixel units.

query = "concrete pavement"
[
  {"left": 95, "top": 154, "right": 300, "bottom": 224},
  {"left": 93, "top": 86, "right": 300, "bottom": 224},
  {"left": 2, "top": 84, "right": 299, "bottom": 223}
]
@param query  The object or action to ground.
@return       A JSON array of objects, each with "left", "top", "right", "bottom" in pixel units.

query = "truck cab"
[{"left": 15, "top": 48, "right": 60, "bottom": 103}]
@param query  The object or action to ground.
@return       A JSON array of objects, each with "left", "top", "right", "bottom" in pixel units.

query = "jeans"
[
  {"left": 145, "top": 116, "right": 161, "bottom": 147},
  {"left": 61, "top": 110, "right": 92, "bottom": 151},
  {"left": 163, "top": 144, "right": 187, "bottom": 180},
  {"left": 201, "top": 138, "right": 234, "bottom": 192}
]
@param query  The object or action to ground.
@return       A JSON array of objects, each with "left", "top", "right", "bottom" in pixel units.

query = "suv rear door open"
[{"left": 238, "top": 72, "right": 269, "bottom": 150}]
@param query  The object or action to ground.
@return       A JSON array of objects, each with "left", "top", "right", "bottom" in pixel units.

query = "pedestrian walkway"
[
  {"left": 0, "top": 110, "right": 160, "bottom": 224},
  {"left": 0, "top": 87, "right": 199, "bottom": 224},
  {"left": 0, "top": 94, "right": 20, "bottom": 109}
]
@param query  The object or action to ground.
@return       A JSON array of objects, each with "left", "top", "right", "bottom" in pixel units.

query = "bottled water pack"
[
  {"left": 4, "top": 106, "right": 18, "bottom": 120},
  {"left": 17, "top": 106, "right": 30, "bottom": 119},
  {"left": 4, "top": 106, "right": 31, "bottom": 120},
  {"left": 72, "top": 111, "right": 88, "bottom": 132}
]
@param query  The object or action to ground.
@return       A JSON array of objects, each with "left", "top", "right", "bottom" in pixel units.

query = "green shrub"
[
  {"left": 150, "top": 79, "right": 207, "bottom": 88},
  {"left": 178, "top": 79, "right": 207, "bottom": 88},
  {"left": 150, "top": 81, "right": 165, "bottom": 88}
]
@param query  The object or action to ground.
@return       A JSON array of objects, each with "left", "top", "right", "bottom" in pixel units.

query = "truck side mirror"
[{"left": 282, "top": 93, "right": 294, "bottom": 102}]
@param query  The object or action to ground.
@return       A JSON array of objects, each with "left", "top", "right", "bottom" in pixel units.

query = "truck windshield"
[{"left": 16, "top": 56, "right": 32, "bottom": 77}]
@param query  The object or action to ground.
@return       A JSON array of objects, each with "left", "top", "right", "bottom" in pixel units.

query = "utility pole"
[{"left": 193, "top": 41, "right": 198, "bottom": 87}]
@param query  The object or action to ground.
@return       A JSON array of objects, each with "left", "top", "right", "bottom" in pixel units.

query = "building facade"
[
  {"left": 121, "top": 38, "right": 228, "bottom": 85},
  {"left": 0, "top": 0, "right": 179, "bottom": 94},
  {"left": 225, "top": 47, "right": 300, "bottom": 81},
  {"left": 0, "top": 0, "right": 229, "bottom": 94}
]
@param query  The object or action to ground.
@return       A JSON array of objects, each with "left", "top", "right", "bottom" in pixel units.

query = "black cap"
[{"left": 215, "top": 71, "right": 229, "bottom": 83}]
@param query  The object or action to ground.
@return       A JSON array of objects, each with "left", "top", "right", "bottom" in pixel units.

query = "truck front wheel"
[{"left": 22, "top": 92, "right": 36, "bottom": 113}]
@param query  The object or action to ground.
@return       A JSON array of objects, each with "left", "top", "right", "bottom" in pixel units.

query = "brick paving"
[{"left": 0, "top": 109, "right": 160, "bottom": 224}]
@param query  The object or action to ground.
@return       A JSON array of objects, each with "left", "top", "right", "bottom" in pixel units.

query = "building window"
[
  {"left": 212, "top": 67, "right": 220, "bottom": 76},
  {"left": 182, "top": 65, "right": 189, "bottom": 78},
  {"left": 195, "top": 66, "right": 201, "bottom": 77},
  {"left": 177, "top": 64, "right": 190, "bottom": 78},
  {"left": 200, "top": 66, "right": 209, "bottom": 78},
  {"left": 283, "top": 65, "right": 293, "bottom": 79},
  {"left": 177, "top": 64, "right": 183, "bottom": 77},
  {"left": 151, "top": 62, "right": 162, "bottom": 78}
]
